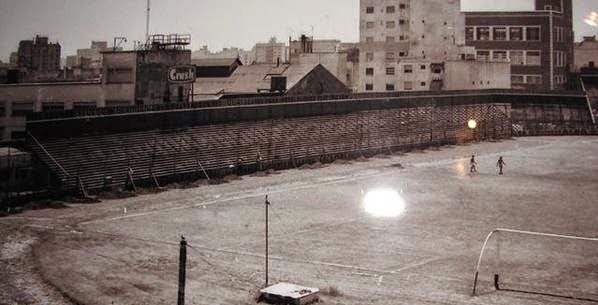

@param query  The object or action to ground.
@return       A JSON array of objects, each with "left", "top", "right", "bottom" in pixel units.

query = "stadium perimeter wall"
[{"left": 25, "top": 92, "right": 595, "bottom": 192}]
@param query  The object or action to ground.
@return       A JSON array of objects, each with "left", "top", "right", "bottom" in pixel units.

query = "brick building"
[
  {"left": 17, "top": 35, "right": 61, "bottom": 74},
  {"left": 465, "top": 0, "right": 574, "bottom": 90}
]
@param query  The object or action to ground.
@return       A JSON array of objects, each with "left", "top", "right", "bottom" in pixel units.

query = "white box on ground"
[{"left": 260, "top": 282, "right": 320, "bottom": 305}]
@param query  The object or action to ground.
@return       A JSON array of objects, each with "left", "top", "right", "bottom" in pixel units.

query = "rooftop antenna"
[{"left": 145, "top": 0, "right": 151, "bottom": 44}]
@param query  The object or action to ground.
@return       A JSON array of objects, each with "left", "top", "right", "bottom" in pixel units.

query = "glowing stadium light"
[
  {"left": 585, "top": 11, "right": 598, "bottom": 27},
  {"left": 363, "top": 189, "right": 406, "bottom": 218},
  {"left": 467, "top": 119, "right": 478, "bottom": 129}
]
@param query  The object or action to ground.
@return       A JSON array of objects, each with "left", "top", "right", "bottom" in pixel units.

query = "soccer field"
[{"left": 2, "top": 136, "right": 598, "bottom": 305}]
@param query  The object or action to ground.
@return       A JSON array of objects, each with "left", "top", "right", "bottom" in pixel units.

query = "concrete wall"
[{"left": 444, "top": 61, "right": 511, "bottom": 90}]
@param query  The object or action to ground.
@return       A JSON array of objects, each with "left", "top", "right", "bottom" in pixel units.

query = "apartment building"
[
  {"left": 358, "top": 0, "right": 483, "bottom": 92},
  {"left": 253, "top": 38, "right": 287, "bottom": 65},
  {"left": 17, "top": 35, "right": 61, "bottom": 80},
  {"left": 465, "top": 0, "right": 574, "bottom": 90}
]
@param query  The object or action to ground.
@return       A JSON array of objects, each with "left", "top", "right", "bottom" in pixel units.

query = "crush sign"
[{"left": 168, "top": 65, "right": 196, "bottom": 84}]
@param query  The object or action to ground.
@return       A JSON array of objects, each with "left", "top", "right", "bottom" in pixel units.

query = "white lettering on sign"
[{"left": 168, "top": 66, "right": 196, "bottom": 83}]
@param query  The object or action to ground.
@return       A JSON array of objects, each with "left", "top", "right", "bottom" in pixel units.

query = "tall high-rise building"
[
  {"left": 17, "top": 35, "right": 61, "bottom": 73},
  {"left": 357, "top": 0, "right": 475, "bottom": 92}
]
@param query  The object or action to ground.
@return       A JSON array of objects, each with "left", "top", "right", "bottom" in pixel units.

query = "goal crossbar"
[{"left": 471, "top": 228, "right": 598, "bottom": 296}]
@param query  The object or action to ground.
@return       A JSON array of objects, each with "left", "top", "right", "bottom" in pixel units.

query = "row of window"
[
  {"left": 365, "top": 20, "right": 409, "bottom": 29},
  {"left": 366, "top": 64, "right": 430, "bottom": 76},
  {"left": 466, "top": 26, "right": 541, "bottom": 42},
  {"left": 365, "top": 51, "right": 410, "bottom": 61},
  {"left": 363, "top": 35, "right": 411, "bottom": 43},
  {"left": 365, "top": 81, "right": 427, "bottom": 92},
  {"left": 476, "top": 50, "right": 542, "bottom": 66},
  {"left": 511, "top": 75, "right": 543, "bottom": 85},
  {"left": 365, "top": 4, "right": 408, "bottom": 14}
]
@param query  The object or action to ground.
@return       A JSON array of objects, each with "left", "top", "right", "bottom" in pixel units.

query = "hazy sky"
[{"left": 0, "top": 0, "right": 596, "bottom": 61}]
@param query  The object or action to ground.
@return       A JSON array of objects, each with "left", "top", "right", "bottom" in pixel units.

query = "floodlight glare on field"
[{"left": 363, "top": 189, "right": 405, "bottom": 217}]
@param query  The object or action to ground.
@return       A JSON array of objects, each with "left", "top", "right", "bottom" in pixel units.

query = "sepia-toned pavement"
[{"left": 2, "top": 136, "right": 598, "bottom": 305}]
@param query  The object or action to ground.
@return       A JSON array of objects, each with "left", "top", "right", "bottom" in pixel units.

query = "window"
[
  {"left": 366, "top": 37, "right": 374, "bottom": 43},
  {"left": 526, "top": 75, "right": 542, "bottom": 85},
  {"left": 399, "top": 3, "right": 406, "bottom": 9},
  {"left": 366, "top": 22, "right": 375, "bottom": 29},
  {"left": 493, "top": 27, "right": 507, "bottom": 41},
  {"left": 386, "top": 84, "right": 395, "bottom": 91},
  {"left": 465, "top": 27, "right": 474, "bottom": 41},
  {"left": 420, "top": 64, "right": 426, "bottom": 70},
  {"left": 399, "top": 51, "right": 407, "bottom": 57},
  {"left": 386, "top": 52, "right": 395, "bottom": 61},
  {"left": 386, "top": 67, "right": 395, "bottom": 75},
  {"left": 365, "top": 84, "right": 374, "bottom": 91},
  {"left": 420, "top": 81, "right": 427, "bottom": 87},
  {"left": 366, "top": 68, "right": 374, "bottom": 76},
  {"left": 511, "top": 75, "right": 525, "bottom": 84},
  {"left": 510, "top": 50, "right": 525, "bottom": 65},
  {"left": 386, "top": 6, "right": 395, "bottom": 13},
  {"left": 554, "top": 51, "right": 565, "bottom": 67},
  {"left": 404, "top": 65, "right": 413, "bottom": 73},
  {"left": 366, "top": 52, "right": 374, "bottom": 62},
  {"left": 492, "top": 50, "right": 508, "bottom": 61},
  {"left": 509, "top": 27, "right": 523, "bottom": 41},
  {"left": 476, "top": 27, "right": 490, "bottom": 40},
  {"left": 404, "top": 81, "right": 413, "bottom": 90},
  {"left": 366, "top": 6, "right": 374, "bottom": 13},
  {"left": 386, "top": 21, "right": 396, "bottom": 28},
  {"left": 431, "top": 63, "right": 443, "bottom": 74},
  {"left": 476, "top": 50, "right": 490, "bottom": 61},
  {"left": 399, "top": 35, "right": 407, "bottom": 41},
  {"left": 386, "top": 36, "right": 395, "bottom": 43},
  {"left": 0, "top": 106, "right": 5, "bottom": 117},
  {"left": 399, "top": 19, "right": 406, "bottom": 25},
  {"left": 526, "top": 27, "right": 541, "bottom": 41},
  {"left": 526, "top": 51, "right": 541, "bottom": 65}
]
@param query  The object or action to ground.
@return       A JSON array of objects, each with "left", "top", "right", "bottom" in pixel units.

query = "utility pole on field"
[
  {"left": 177, "top": 235, "right": 187, "bottom": 305},
  {"left": 265, "top": 195, "right": 270, "bottom": 287}
]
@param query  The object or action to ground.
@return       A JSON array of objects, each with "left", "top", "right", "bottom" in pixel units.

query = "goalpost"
[{"left": 471, "top": 228, "right": 598, "bottom": 302}]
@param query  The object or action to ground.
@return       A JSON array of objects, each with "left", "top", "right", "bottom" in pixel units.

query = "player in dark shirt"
[{"left": 496, "top": 156, "right": 506, "bottom": 175}]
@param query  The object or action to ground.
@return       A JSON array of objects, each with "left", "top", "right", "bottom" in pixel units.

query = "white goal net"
[{"left": 472, "top": 228, "right": 598, "bottom": 302}]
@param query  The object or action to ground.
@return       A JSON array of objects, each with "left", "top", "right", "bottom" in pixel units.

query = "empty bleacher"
[{"left": 27, "top": 102, "right": 512, "bottom": 194}]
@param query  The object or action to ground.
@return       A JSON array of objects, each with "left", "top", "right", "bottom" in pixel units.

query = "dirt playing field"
[{"left": 1, "top": 136, "right": 598, "bottom": 305}]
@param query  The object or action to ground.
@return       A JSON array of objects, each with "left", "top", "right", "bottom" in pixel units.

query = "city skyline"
[{"left": 0, "top": 0, "right": 596, "bottom": 62}]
